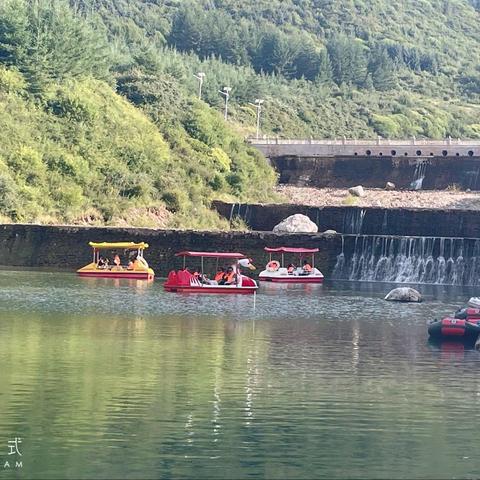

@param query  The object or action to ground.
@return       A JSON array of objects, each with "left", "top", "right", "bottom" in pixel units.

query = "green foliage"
[
  {"left": 0, "top": 0, "right": 111, "bottom": 92},
  {"left": 81, "top": 0, "right": 480, "bottom": 140},
  {"left": 1, "top": 0, "right": 480, "bottom": 229}
]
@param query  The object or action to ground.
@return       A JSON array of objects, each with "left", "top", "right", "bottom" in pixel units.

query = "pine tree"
[
  {"left": 0, "top": 0, "right": 111, "bottom": 92},
  {"left": 315, "top": 48, "right": 333, "bottom": 85},
  {"left": 369, "top": 47, "right": 397, "bottom": 91}
]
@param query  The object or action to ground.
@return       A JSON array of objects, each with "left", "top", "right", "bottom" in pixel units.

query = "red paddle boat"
[{"left": 164, "top": 251, "right": 258, "bottom": 294}]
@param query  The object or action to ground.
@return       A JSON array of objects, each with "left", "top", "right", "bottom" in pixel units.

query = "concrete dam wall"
[
  {"left": 271, "top": 155, "right": 480, "bottom": 190},
  {"left": 0, "top": 224, "right": 341, "bottom": 277},
  {"left": 212, "top": 201, "right": 480, "bottom": 285},
  {"left": 2, "top": 223, "right": 480, "bottom": 286},
  {"left": 214, "top": 201, "right": 480, "bottom": 238},
  {"left": 249, "top": 138, "right": 480, "bottom": 190}
]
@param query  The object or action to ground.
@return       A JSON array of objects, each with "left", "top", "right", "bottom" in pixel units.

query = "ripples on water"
[{"left": 1, "top": 270, "right": 480, "bottom": 479}]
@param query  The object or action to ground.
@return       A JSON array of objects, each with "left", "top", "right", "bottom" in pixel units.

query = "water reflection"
[{"left": 0, "top": 271, "right": 480, "bottom": 478}]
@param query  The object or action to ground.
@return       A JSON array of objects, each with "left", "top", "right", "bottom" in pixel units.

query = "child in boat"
[{"left": 287, "top": 263, "right": 296, "bottom": 275}]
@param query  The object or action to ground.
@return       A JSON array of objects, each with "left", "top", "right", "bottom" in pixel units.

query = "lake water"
[{"left": 1, "top": 271, "right": 480, "bottom": 479}]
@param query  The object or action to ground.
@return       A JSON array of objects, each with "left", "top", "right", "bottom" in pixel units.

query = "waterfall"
[
  {"left": 344, "top": 209, "right": 366, "bottom": 234},
  {"left": 466, "top": 167, "right": 480, "bottom": 190},
  {"left": 228, "top": 203, "right": 237, "bottom": 223},
  {"left": 410, "top": 161, "right": 428, "bottom": 190},
  {"left": 229, "top": 203, "right": 249, "bottom": 225},
  {"left": 332, "top": 235, "right": 480, "bottom": 286},
  {"left": 381, "top": 211, "right": 388, "bottom": 234}
]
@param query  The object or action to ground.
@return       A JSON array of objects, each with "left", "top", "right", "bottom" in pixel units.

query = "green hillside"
[
  {"left": 0, "top": 0, "right": 480, "bottom": 226},
  {"left": 0, "top": 0, "right": 276, "bottom": 227},
  {"left": 88, "top": 0, "right": 480, "bottom": 138}
]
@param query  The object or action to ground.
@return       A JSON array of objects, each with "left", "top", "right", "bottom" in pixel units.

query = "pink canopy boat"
[
  {"left": 258, "top": 247, "right": 324, "bottom": 283},
  {"left": 163, "top": 251, "right": 258, "bottom": 294}
]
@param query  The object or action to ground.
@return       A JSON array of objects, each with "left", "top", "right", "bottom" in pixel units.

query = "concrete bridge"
[
  {"left": 247, "top": 137, "right": 480, "bottom": 190},
  {"left": 248, "top": 137, "right": 480, "bottom": 158}
]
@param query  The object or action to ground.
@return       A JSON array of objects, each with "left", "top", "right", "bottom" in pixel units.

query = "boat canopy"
[
  {"left": 175, "top": 251, "right": 247, "bottom": 259},
  {"left": 264, "top": 247, "right": 319, "bottom": 254},
  {"left": 89, "top": 242, "right": 149, "bottom": 250}
]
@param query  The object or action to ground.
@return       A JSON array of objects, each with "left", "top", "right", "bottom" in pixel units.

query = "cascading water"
[
  {"left": 343, "top": 209, "right": 366, "bottom": 234},
  {"left": 333, "top": 235, "right": 480, "bottom": 286},
  {"left": 465, "top": 167, "right": 480, "bottom": 190},
  {"left": 410, "top": 161, "right": 428, "bottom": 190},
  {"left": 228, "top": 203, "right": 250, "bottom": 225}
]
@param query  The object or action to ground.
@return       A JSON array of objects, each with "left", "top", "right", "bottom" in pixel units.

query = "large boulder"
[
  {"left": 273, "top": 214, "right": 318, "bottom": 234},
  {"left": 348, "top": 185, "right": 365, "bottom": 197},
  {"left": 384, "top": 287, "right": 422, "bottom": 303}
]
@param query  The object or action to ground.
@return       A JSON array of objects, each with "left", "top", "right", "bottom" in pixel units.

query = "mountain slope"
[
  {"left": 0, "top": 1, "right": 277, "bottom": 227},
  {"left": 85, "top": 0, "right": 480, "bottom": 138},
  {"left": 1, "top": 0, "right": 480, "bottom": 226}
]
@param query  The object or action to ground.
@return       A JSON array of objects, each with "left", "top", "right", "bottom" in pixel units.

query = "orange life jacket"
[
  {"left": 214, "top": 272, "right": 224, "bottom": 282},
  {"left": 223, "top": 272, "right": 235, "bottom": 283}
]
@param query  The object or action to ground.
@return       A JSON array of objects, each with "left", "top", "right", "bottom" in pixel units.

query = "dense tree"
[
  {"left": 369, "top": 47, "right": 397, "bottom": 91},
  {"left": 327, "top": 35, "right": 367, "bottom": 86},
  {"left": 0, "top": 0, "right": 111, "bottom": 91},
  {"left": 0, "top": 0, "right": 480, "bottom": 230}
]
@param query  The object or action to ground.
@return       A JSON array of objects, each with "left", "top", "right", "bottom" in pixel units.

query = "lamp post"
[
  {"left": 219, "top": 86, "right": 231, "bottom": 120},
  {"left": 193, "top": 72, "right": 205, "bottom": 100},
  {"left": 248, "top": 99, "right": 264, "bottom": 140}
]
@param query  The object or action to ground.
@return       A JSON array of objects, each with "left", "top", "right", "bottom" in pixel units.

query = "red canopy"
[
  {"left": 264, "top": 247, "right": 319, "bottom": 254},
  {"left": 175, "top": 251, "right": 247, "bottom": 258}
]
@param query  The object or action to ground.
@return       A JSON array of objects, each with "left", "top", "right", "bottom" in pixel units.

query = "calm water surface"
[{"left": 1, "top": 271, "right": 480, "bottom": 479}]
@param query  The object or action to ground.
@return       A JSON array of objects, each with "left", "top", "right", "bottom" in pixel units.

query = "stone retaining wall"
[
  {"left": 0, "top": 224, "right": 342, "bottom": 277},
  {"left": 271, "top": 155, "right": 480, "bottom": 190},
  {"left": 214, "top": 201, "right": 480, "bottom": 238}
]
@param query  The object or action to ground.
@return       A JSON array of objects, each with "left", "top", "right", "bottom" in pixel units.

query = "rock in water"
[
  {"left": 385, "top": 182, "right": 396, "bottom": 190},
  {"left": 348, "top": 185, "right": 365, "bottom": 197},
  {"left": 273, "top": 214, "right": 318, "bottom": 234},
  {"left": 384, "top": 287, "right": 422, "bottom": 303}
]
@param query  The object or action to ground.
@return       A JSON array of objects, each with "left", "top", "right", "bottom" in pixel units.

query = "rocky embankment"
[{"left": 277, "top": 186, "right": 480, "bottom": 210}]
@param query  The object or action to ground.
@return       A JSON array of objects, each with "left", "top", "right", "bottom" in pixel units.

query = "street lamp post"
[
  {"left": 193, "top": 72, "right": 205, "bottom": 100},
  {"left": 248, "top": 99, "right": 264, "bottom": 140},
  {"left": 219, "top": 86, "right": 231, "bottom": 120}
]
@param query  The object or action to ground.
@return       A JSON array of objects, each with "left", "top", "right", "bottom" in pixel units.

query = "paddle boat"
[
  {"left": 77, "top": 242, "right": 155, "bottom": 280},
  {"left": 258, "top": 247, "right": 324, "bottom": 283},
  {"left": 428, "top": 308, "right": 480, "bottom": 341},
  {"left": 164, "top": 251, "right": 258, "bottom": 294}
]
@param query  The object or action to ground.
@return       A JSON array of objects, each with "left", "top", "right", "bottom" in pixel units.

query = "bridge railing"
[{"left": 247, "top": 137, "right": 480, "bottom": 146}]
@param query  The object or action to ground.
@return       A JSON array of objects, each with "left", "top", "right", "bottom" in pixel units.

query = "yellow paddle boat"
[{"left": 77, "top": 242, "right": 155, "bottom": 280}]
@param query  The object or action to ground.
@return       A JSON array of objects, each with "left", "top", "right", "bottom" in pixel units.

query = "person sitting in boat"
[
  {"left": 214, "top": 267, "right": 225, "bottom": 283},
  {"left": 287, "top": 263, "right": 296, "bottom": 275},
  {"left": 219, "top": 266, "right": 236, "bottom": 285},
  {"left": 97, "top": 256, "right": 109, "bottom": 270},
  {"left": 189, "top": 268, "right": 203, "bottom": 286},
  {"left": 191, "top": 268, "right": 201, "bottom": 279},
  {"left": 127, "top": 253, "right": 138, "bottom": 270},
  {"left": 300, "top": 259, "right": 313, "bottom": 275},
  {"left": 112, "top": 253, "right": 123, "bottom": 270}
]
